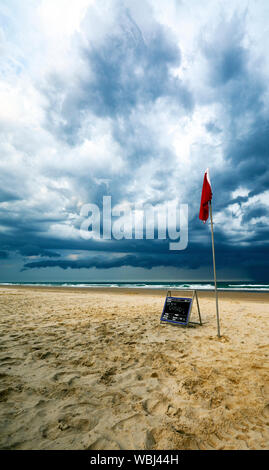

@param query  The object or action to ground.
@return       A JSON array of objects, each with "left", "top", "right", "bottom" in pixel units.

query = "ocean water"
[{"left": 0, "top": 281, "right": 269, "bottom": 292}]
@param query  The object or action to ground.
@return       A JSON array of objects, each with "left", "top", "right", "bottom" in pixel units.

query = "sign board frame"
[{"left": 160, "top": 289, "right": 202, "bottom": 328}]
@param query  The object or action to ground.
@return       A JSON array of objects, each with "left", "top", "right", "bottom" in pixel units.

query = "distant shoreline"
[
  {"left": 0, "top": 281, "right": 269, "bottom": 292},
  {"left": 1, "top": 284, "right": 268, "bottom": 302}
]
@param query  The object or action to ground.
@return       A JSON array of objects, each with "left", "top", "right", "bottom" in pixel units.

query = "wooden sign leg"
[
  {"left": 186, "top": 290, "right": 195, "bottom": 326},
  {"left": 195, "top": 290, "right": 202, "bottom": 325},
  {"left": 188, "top": 290, "right": 203, "bottom": 326}
]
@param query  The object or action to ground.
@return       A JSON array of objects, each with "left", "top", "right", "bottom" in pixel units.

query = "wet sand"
[{"left": 0, "top": 286, "right": 268, "bottom": 450}]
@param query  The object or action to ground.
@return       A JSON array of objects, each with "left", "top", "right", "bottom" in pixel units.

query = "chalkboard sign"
[{"left": 160, "top": 296, "right": 193, "bottom": 326}]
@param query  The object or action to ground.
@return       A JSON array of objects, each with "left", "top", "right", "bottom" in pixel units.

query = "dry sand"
[{"left": 0, "top": 286, "right": 268, "bottom": 450}]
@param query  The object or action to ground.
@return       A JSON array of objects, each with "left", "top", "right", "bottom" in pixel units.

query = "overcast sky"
[{"left": 0, "top": 0, "right": 269, "bottom": 282}]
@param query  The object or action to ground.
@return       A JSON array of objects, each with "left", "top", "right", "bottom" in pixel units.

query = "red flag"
[{"left": 199, "top": 168, "right": 212, "bottom": 223}]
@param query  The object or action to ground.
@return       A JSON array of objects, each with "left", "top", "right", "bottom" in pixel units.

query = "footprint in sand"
[
  {"left": 51, "top": 372, "right": 80, "bottom": 385},
  {"left": 142, "top": 398, "right": 169, "bottom": 415}
]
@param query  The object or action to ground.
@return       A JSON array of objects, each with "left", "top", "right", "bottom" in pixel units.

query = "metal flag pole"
[{"left": 209, "top": 200, "right": 221, "bottom": 337}]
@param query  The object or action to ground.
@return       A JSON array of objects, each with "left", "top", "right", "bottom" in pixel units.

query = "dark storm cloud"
[
  {"left": 21, "top": 254, "right": 169, "bottom": 271},
  {"left": 83, "top": 24, "right": 192, "bottom": 118},
  {"left": 203, "top": 37, "right": 247, "bottom": 87},
  {"left": 21, "top": 241, "right": 269, "bottom": 281},
  {"left": 198, "top": 13, "right": 269, "bottom": 249},
  {"left": 43, "top": 12, "right": 193, "bottom": 145},
  {"left": 202, "top": 14, "right": 265, "bottom": 123},
  {"left": 0, "top": 251, "right": 9, "bottom": 259},
  {"left": 241, "top": 205, "right": 268, "bottom": 224},
  {"left": 19, "top": 244, "right": 61, "bottom": 258},
  {"left": 0, "top": 189, "right": 22, "bottom": 203},
  {"left": 21, "top": 249, "right": 207, "bottom": 272},
  {"left": 210, "top": 115, "right": 269, "bottom": 216},
  {"left": 0, "top": 229, "right": 179, "bottom": 258},
  {"left": 225, "top": 119, "right": 269, "bottom": 195}
]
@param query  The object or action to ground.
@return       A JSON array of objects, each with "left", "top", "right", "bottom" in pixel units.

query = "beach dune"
[{"left": 0, "top": 286, "right": 268, "bottom": 450}]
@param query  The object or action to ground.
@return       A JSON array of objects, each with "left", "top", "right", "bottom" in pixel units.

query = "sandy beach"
[{"left": 0, "top": 286, "right": 268, "bottom": 450}]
